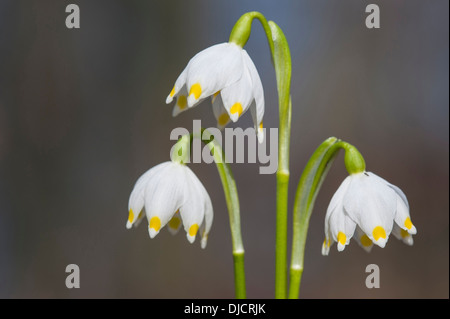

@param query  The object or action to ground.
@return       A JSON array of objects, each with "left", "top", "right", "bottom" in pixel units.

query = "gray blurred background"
[{"left": 0, "top": 0, "right": 448, "bottom": 298}]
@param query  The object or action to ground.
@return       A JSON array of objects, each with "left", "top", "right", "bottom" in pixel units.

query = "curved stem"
[
  {"left": 288, "top": 138, "right": 358, "bottom": 299},
  {"left": 229, "top": 12, "right": 292, "bottom": 299},
  {"left": 192, "top": 129, "right": 246, "bottom": 299},
  {"left": 229, "top": 11, "right": 274, "bottom": 55}
]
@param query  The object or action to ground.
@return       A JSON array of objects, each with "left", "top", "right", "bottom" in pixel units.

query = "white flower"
[
  {"left": 322, "top": 171, "right": 417, "bottom": 255},
  {"left": 166, "top": 42, "right": 265, "bottom": 143},
  {"left": 127, "top": 161, "right": 213, "bottom": 248}
]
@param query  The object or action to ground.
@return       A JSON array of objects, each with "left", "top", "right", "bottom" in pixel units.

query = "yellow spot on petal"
[
  {"left": 259, "top": 122, "right": 263, "bottom": 130},
  {"left": 128, "top": 209, "right": 134, "bottom": 223},
  {"left": 360, "top": 234, "right": 373, "bottom": 247},
  {"left": 149, "top": 216, "right": 161, "bottom": 232},
  {"left": 337, "top": 232, "right": 346, "bottom": 245},
  {"left": 230, "top": 102, "right": 243, "bottom": 117},
  {"left": 168, "top": 215, "right": 181, "bottom": 230},
  {"left": 372, "top": 226, "right": 386, "bottom": 241},
  {"left": 404, "top": 217, "right": 413, "bottom": 230},
  {"left": 169, "top": 86, "right": 175, "bottom": 97},
  {"left": 177, "top": 95, "right": 187, "bottom": 109},
  {"left": 189, "top": 224, "right": 199, "bottom": 237},
  {"left": 212, "top": 91, "right": 221, "bottom": 103},
  {"left": 189, "top": 83, "right": 202, "bottom": 100},
  {"left": 400, "top": 229, "right": 409, "bottom": 238},
  {"left": 218, "top": 113, "right": 230, "bottom": 126}
]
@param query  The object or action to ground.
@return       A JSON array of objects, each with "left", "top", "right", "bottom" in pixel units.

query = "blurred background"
[{"left": 0, "top": 0, "right": 448, "bottom": 298}]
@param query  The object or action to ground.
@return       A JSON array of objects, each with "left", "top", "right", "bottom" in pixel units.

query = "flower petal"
[
  {"left": 343, "top": 172, "right": 396, "bottom": 248},
  {"left": 185, "top": 43, "right": 243, "bottom": 107},
  {"left": 199, "top": 186, "right": 213, "bottom": 249},
  {"left": 127, "top": 162, "right": 171, "bottom": 229},
  {"left": 250, "top": 102, "right": 264, "bottom": 143},
  {"left": 379, "top": 183, "right": 417, "bottom": 236},
  {"left": 220, "top": 53, "right": 254, "bottom": 122},
  {"left": 391, "top": 223, "right": 414, "bottom": 246},
  {"left": 167, "top": 210, "right": 182, "bottom": 235},
  {"left": 367, "top": 172, "right": 416, "bottom": 235},
  {"left": 166, "top": 67, "right": 187, "bottom": 104},
  {"left": 172, "top": 86, "right": 189, "bottom": 117},
  {"left": 327, "top": 175, "right": 352, "bottom": 215},
  {"left": 144, "top": 162, "right": 187, "bottom": 238},
  {"left": 212, "top": 93, "right": 231, "bottom": 129},
  {"left": 323, "top": 177, "right": 352, "bottom": 254},
  {"left": 178, "top": 166, "right": 209, "bottom": 244},
  {"left": 322, "top": 209, "right": 334, "bottom": 255},
  {"left": 321, "top": 236, "right": 333, "bottom": 256},
  {"left": 354, "top": 225, "right": 373, "bottom": 252},
  {"left": 393, "top": 193, "right": 417, "bottom": 235},
  {"left": 242, "top": 50, "right": 264, "bottom": 141},
  {"left": 328, "top": 207, "right": 356, "bottom": 252}
]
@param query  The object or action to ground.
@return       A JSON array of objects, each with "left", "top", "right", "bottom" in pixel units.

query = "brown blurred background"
[{"left": 0, "top": 0, "right": 448, "bottom": 298}]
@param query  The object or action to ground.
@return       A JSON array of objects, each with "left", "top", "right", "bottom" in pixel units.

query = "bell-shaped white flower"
[
  {"left": 322, "top": 171, "right": 417, "bottom": 255},
  {"left": 127, "top": 161, "right": 213, "bottom": 248},
  {"left": 166, "top": 42, "right": 265, "bottom": 143}
]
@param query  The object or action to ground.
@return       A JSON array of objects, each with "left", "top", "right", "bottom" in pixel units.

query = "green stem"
[
  {"left": 270, "top": 21, "right": 292, "bottom": 300},
  {"left": 229, "top": 11, "right": 274, "bottom": 54},
  {"left": 288, "top": 138, "right": 361, "bottom": 299},
  {"left": 230, "top": 12, "right": 292, "bottom": 299},
  {"left": 275, "top": 98, "right": 291, "bottom": 299},
  {"left": 194, "top": 129, "right": 246, "bottom": 299}
]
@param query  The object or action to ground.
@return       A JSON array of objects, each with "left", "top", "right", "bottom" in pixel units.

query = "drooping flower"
[
  {"left": 322, "top": 171, "right": 417, "bottom": 255},
  {"left": 127, "top": 161, "right": 213, "bottom": 248},
  {"left": 166, "top": 42, "right": 265, "bottom": 143}
]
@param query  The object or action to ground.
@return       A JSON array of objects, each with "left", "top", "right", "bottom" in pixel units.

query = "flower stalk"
[
  {"left": 201, "top": 130, "right": 246, "bottom": 299},
  {"left": 288, "top": 137, "right": 341, "bottom": 299},
  {"left": 289, "top": 138, "right": 364, "bottom": 298},
  {"left": 270, "top": 22, "right": 292, "bottom": 300},
  {"left": 175, "top": 128, "right": 246, "bottom": 299},
  {"left": 230, "top": 11, "right": 292, "bottom": 299}
]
